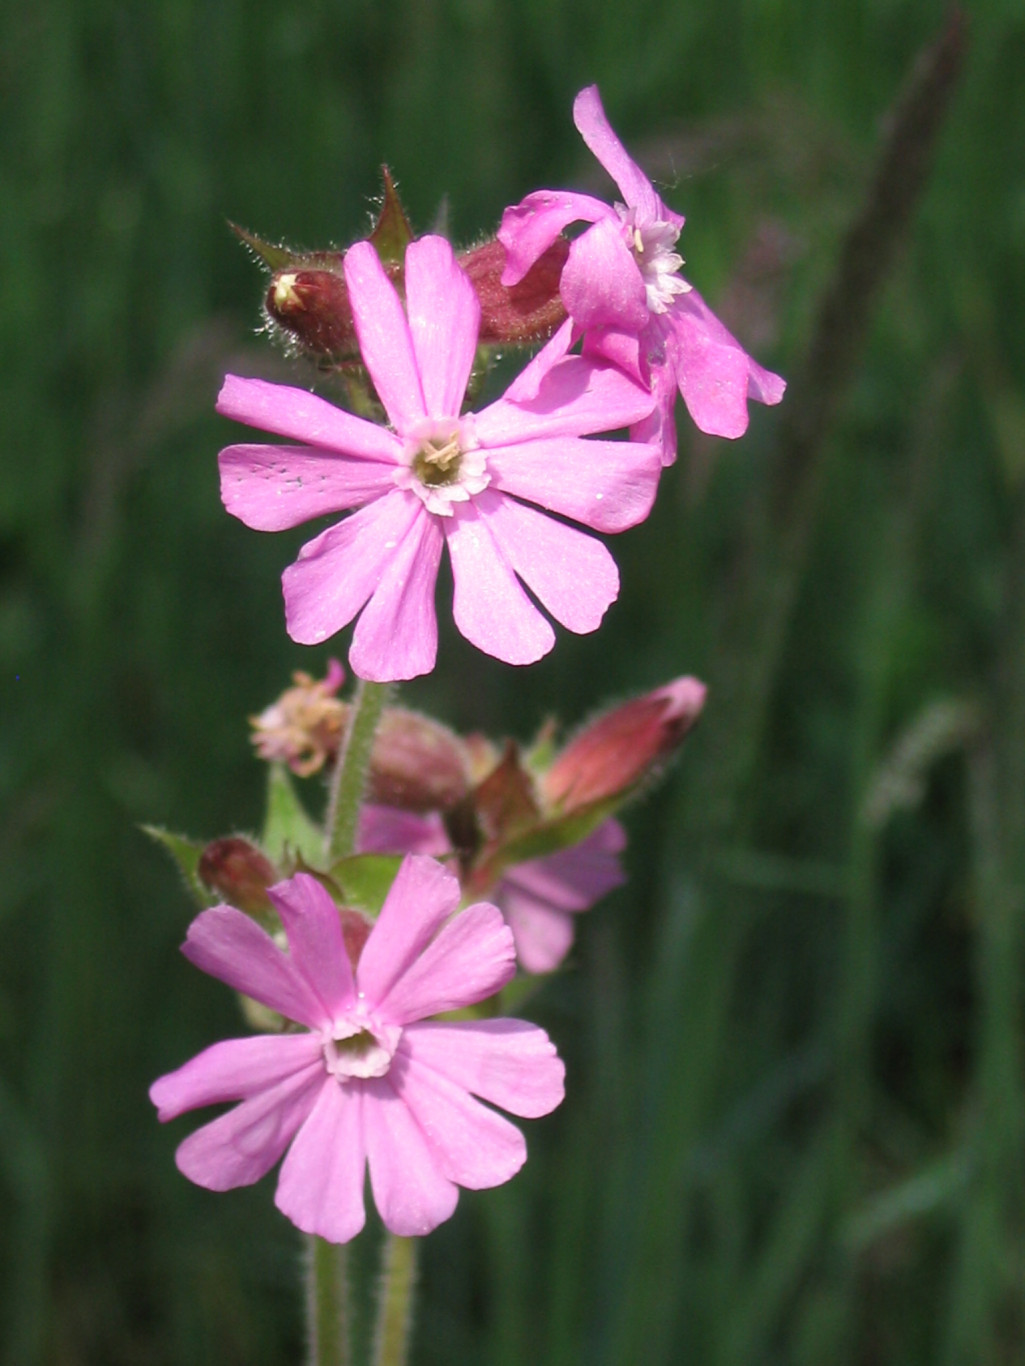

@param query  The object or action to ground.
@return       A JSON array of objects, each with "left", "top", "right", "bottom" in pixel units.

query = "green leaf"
[
  {"left": 368, "top": 167, "right": 414, "bottom": 265},
  {"left": 228, "top": 221, "right": 297, "bottom": 273},
  {"left": 140, "top": 825, "right": 211, "bottom": 908},
  {"left": 262, "top": 764, "right": 324, "bottom": 866},
  {"left": 328, "top": 854, "right": 405, "bottom": 917}
]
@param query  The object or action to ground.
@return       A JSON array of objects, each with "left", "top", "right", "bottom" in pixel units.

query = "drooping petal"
[
  {"left": 268, "top": 873, "right": 356, "bottom": 1020},
  {"left": 404, "top": 236, "right": 480, "bottom": 419},
  {"left": 668, "top": 291, "right": 785, "bottom": 439},
  {"left": 375, "top": 901, "right": 515, "bottom": 1024},
  {"left": 572, "top": 86, "right": 683, "bottom": 231},
  {"left": 485, "top": 436, "right": 661, "bottom": 533},
  {"left": 217, "top": 375, "right": 400, "bottom": 462},
  {"left": 475, "top": 355, "right": 655, "bottom": 447},
  {"left": 274, "top": 1079, "right": 367, "bottom": 1244},
  {"left": 219, "top": 444, "right": 399, "bottom": 531},
  {"left": 506, "top": 819, "right": 627, "bottom": 910},
  {"left": 498, "top": 189, "right": 613, "bottom": 287},
  {"left": 174, "top": 1065, "right": 327, "bottom": 1191},
  {"left": 473, "top": 490, "right": 618, "bottom": 634},
  {"left": 628, "top": 365, "right": 678, "bottom": 466},
  {"left": 500, "top": 896, "right": 576, "bottom": 974},
  {"left": 389, "top": 1049, "right": 526, "bottom": 1189},
  {"left": 362, "top": 1076, "right": 459, "bottom": 1236},
  {"left": 282, "top": 490, "right": 422, "bottom": 647},
  {"left": 150, "top": 1033, "right": 324, "bottom": 1122},
  {"left": 445, "top": 502, "right": 555, "bottom": 665},
  {"left": 348, "top": 507, "right": 444, "bottom": 682},
  {"left": 344, "top": 241, "right": 426, "bottom": 433},
  {"left": 356, "top": 855, "right": 463, "bottom": 1011},
  {"left": 561, "top": 219, "right": 649, "bottom": 333},
  {"left": 182, "top": 905, "right": 328, "bottom": 1029},
  {"left": 400, "top": 1019, "right": 565, "bottom": 1119}
]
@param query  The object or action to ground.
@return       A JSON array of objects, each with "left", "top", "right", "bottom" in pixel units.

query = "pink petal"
[
  {"left": 274, "top": 1079, "right": 367, "bottom": 1243},
  {"left": 668, "top": 291, "right": 785, "bottom": 439},
  {"left": 356, "top": 855, "right": 463, "bottom": 1010},
  {"left": 476, "top": 354, "right": 656, "bottom": 446},
  {"left": 219, "top": 444, "right": 399, "bottom": 531},
  {"left": 182, "top": 906, "right": 328, "bottom": 1029},
  {"left": 573, "top": 86, "right": 683, "bottom": 231},
  {"left": 348, "top": 506, "right": 444, "bottom": 682},
  {"left": 561, "top": 219, "right": 649, "bottom": 332},
  {"left": 217, "top": 375, "right": 400, "bottom": 462},
  {"left": 499, "top": 319, "right": 575, "bottom": 405},
  {"left": 498, "top": 190, "right": 612, "bottom": 286},
  {"left": 268, "top": 873, "right": 356, "bottom": 1020},
  {"left": 503, "top": 819, "right": 627, "bottom": 912},
  {"left": 375, "top": 902, "right": 515, "bottom": 1024},
  {"left": 747, "top": 358, "right": 787, "bottom": 407},
  {"left": 500, "top": 897, "right": 576, "bottom": 974},
  {"left": 485, "top": 435, "right": 661, "bottom": 533},
  {"left": 445, "top": 503, "right": 555, "bottom": 665},
  {"left": 174, "top": 1066, "right": 327, "bottom": 1191},
  {"left": 400, "top": 1019, "right": 565, "bottom": 1119},
  {"left": 389, "top": 1050, "right": 526, "bottom": 1189},
  {"left": 473, "top": 490, "right": 618, "bottom": 634},
  {"left": 357, "top": 807, "right": 450, "bottom": 857},
  {"left": 629, "top": 367, "right": 678, "bottom": 466},
  {"left": 344, "top": 241, "right": 426, "bottom": 432},
  {"left": 151, "top": 1033, "right": 324, "bottom": 1121},
  {"left": 404, "top": 236, "right": 479, "bottom": 418},
  {"left": 282, "top": 490, "right": 422, "bottom": 647},
  {"left": 362, "top": 1076, "right": 459, "bottom": 1236}
]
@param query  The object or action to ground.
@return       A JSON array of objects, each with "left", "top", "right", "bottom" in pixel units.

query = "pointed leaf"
[
  {"left": 141, "top": 825, "right": 213, "bottom": 908},
  {"left": 368, "top": 167, "right": 414, "bottom": 265},
  {"left": 262, "top": 764, "right": 324, "bottom": 867},
  {"left": 228, "top": 222, "right": 298, "bottom": 273},
  {"left": 328, "top": 854, "right": 406, "bottom": 918}
]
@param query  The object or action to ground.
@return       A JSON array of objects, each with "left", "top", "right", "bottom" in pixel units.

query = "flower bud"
[
  {"left": 367, "top": 709, "right": 471, "bottom": 812},
  {"left": 264, "top": 266, "right": 359, "bottom": 360},
  {"left": 543, "top": 676, "right": 708, "bottom": 814},
  {"left": 458, "top": 237, "right": 569, "bottom": 345},
  {"left": 198, "top": 837, "right": 278, "bottom": 916}
]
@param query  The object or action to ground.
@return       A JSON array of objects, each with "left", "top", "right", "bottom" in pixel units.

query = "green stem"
[
  {"left": 372, "top": 1235, "right": 418, "bottom": 1366},
  {"left": 306, "top": 1237, "right": 352, "bottom": 1366},
  {"left": 324, "top": 679, "right": 392, "bottom": 863},
  {"left": 306, "top": 677, "right": 394, "bottom": 1365}
]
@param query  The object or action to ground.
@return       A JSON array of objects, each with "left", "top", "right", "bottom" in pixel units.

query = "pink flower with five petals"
[
  {"left": 150, "top": 858, "right": 565, "bottom": 1243},
  {"left": 217, "top": 235, "right": 661, "bottom": 681},
  {"left": 499, "top": 86, "right": 785, "bottom": 461}
]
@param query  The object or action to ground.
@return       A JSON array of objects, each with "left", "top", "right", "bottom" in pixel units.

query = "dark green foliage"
[{"left": 2, "top": 2, "right": 1024, "bottom": 1362}]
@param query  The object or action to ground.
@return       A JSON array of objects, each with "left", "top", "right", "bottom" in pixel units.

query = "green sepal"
[
  {"left": 328, "top": 853, "right": 405, "bottom": 918},
  {"left": 369, "top": 167, "right": 414, "bottom": 265},
  {"left": 228, "top": 222, "right": 297, "bottom": 273},
  {"left": 262, "top": 764, "right": 324, "bottom": 867},
  {"left": 140, "top": 825, "right": 213, "bottom": 908}
]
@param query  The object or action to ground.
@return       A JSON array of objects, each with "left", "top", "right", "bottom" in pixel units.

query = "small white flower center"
[
  {"left": 323, "top": 1014, "right": 401, "bottom": 1081},
  {"left": 616, "top": 204, "right": 692, "bottom": 315},
  {"left": 395, "top": 416, "right": 490, "bottom": 517}
]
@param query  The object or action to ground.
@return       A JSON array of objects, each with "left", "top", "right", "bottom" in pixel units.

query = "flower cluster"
[
  {"left": 153, "top": 84, "right": 775, "bottom": 1250},
  {"left": 216, "top": 86, "right": 782, "bottom": 683}
]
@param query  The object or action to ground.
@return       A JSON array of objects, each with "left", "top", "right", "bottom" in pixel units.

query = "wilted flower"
[
  {"left": 217, "top": 234, "right": 661, "bottom": 681},
  {"left": 499, "top": 86, "right": 785, "bottom": 461},
  {"left": 151, "top": 859, "right": 565, "bottom": 1243},
  {"left": 250, "top": 659, "right": 346, "bottom": 777}
]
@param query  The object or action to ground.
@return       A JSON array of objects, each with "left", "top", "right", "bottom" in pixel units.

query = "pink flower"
[
  {"left": 358, "top": 805, "right": 625, "bottom": 974},
  {"left": 499, "top": 86, "right": 785, "bottom": 460},
  {"left": 150, "top": 859, "right": 565, "bottom": 1243},
  {"left": 217, "top": 234, "right": 661, "bottom": 682}
]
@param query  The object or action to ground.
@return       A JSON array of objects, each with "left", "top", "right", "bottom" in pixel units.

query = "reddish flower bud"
[
  {"left": 264, "top": 267, "right": 359, "bottom": 360},
  {"left": 458, "top": 237, "right": 569, "bottom": 345},
  {"left": 543, "top": 676, "right": 708, "bottom": 814},
  {"left": 198, "top": 838, "right": 278, "bottom": 916},
  {"left": 367, "top": 708, "right": 471, "bottom": 813}
]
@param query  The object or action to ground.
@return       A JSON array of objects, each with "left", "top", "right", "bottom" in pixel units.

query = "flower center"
[
  {"left": 396, "top": 416, "right": 490, "bottom": 517},
  {"left": 617, "top": 205, "right": 692, "bottom": 315},
  {"left": 323, "top": 1015, "right": 401, "bottom": 1080}
]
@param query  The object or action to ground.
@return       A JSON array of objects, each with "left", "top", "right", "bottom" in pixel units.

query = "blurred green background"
[{"left": 3, "top": 0, "right": 1024, "bottom": 1361}]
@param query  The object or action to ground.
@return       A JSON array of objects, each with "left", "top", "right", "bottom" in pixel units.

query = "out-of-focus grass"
[{"left": 2, "top": 2, "right": 1024, "bottom": 1362}]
